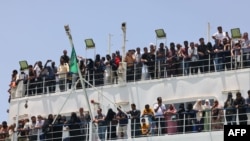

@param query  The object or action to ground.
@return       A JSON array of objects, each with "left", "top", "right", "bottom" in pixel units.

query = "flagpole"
[
  {"left": 64, "top": 25, "right": 94, "bottom": 121},
  {"left": 52, "top": 25, "right": 94, "bottom": 125}
]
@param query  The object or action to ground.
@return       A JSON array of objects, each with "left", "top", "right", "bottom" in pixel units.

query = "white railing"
[
  {"left": 9, "top": 50, "right": 250, "bottom": 99},
  {"left": 4, "top": 108, "right": 250, "bottom": 141}
]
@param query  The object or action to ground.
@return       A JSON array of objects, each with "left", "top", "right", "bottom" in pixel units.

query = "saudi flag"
[{"left": 70, "top": 47, "right": 78, "bottom": 73}]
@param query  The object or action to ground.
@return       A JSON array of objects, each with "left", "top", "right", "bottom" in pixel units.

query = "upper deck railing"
[{"left": 9, "top": 50, "right": 250, "bottom": 99}]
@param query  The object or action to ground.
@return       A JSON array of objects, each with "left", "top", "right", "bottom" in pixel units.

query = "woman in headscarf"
[
  {"left": 164, "top": 104, "right": 177, "bottom": 134},
  {"left": 211, "top": 99, "right": 224, "bottom": 130},
  {"left": 203, "top": 99, "right": 211, "bottom": 131},
  {"left": 42, "top": 114, "right": 54, "bottom": 141},
  {"left": 68, "top": 112, "right": 81, "bottom": 140},
  {"left": 193, "top": 99, "right": 204, "bottom": 132},
  {"left": 105, "top": 108, "right": 117, "bottom": 140}
]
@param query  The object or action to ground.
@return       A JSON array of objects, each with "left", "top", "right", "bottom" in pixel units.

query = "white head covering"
[
  {"left": 204, "top": 99, "right": 211, "bottom": 109},
  {"left": 193, "top": 99, "right": 204, "bottom": 111},
  {"left": 193, "top": 99, "right": 204, "bottom": 121}
]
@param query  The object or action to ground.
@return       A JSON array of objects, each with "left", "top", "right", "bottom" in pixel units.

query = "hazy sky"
[{"left": 1, "top": 0, "right": 250, "bottom": 122}]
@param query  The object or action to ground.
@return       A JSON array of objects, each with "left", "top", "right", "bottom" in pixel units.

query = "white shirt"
[
  {"left": 34, "top": 65, "right": 42, "bottom": 78},
  {"left": 213, "top": 32, "right": 227, "bottom": 41},
  {"left": 188, "top": 47, "right": 198, "bottom": 61},
  {"left": 134, "top": 52, "right": 142, "bottom": 63},
  {"left": 35, "top": 120, "right": 44, "bottom": 134},
  {"left": 241, "top": 39, "right": 250, "bottom": 48},
  {"left": 154, "top": 103, "right": 166, "bottom": 117}
]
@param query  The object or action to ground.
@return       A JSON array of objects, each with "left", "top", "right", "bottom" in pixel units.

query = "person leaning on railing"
[
  {"left": 127, "top": 103, "right": 141, "bottom": 138},
  {"left": 234, "top": 92, "right": 248, "bottom": 125},
  {"left": 57, "top": 58, "right": 69, "bottom": 92},
  {"left": 224, "top": 92, "right": 236, "bottom": 125},
  {"left": 141, "top": 104, "right": 155, "bottom": 135},
  {"left": 177, "top": 103, "right": 185, "bottom": 133},
  {"left": 124, "top": 50, "right": 135, "bottom": 81},
  {"left": 93, "top": 108, "right": 106, "bottom": 141},
  {"left": 211, "top": 99, "right": 224, "bottom": 130},
  {"left": 105, "top": 108, "right": 117, "bottom": 140},
  {"left": 116, "top": 107, "right": 128, "bottom": 139},
  {"left": 153, "top": 97, "right": 166, "bottom": 135},
  {"left": 241, "top": 32, "right": 250, "bottom": 68},
  {"left": 231, "top": 42, "right": 242, "bottom": 69},
  {"left": 141, "top": 118, "right": 150, "bottom": 136},
  {"left": 164, "top": 104, "right": 177, "bottom": 134}
]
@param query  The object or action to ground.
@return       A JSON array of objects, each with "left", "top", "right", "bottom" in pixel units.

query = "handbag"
[{"left": 171, "top": 115, "right": 177, "bottom": 120}]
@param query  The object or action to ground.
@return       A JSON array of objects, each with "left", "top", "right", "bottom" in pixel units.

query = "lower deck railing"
[{"left": 3, "top": 109, "right": 250, "bottom": 141}]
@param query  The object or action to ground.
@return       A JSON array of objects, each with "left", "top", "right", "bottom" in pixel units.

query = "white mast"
[
  {"left": 108, "top": 34, "right": 112, "bottom": 55},
  {"left": 121, "top": 22, "right": 126, "bottom": 61},
  {"left": 207, "top": 22, "right": 211, "bottom": 43}
]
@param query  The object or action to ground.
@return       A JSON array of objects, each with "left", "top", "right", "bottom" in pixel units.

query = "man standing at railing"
[
  {"left": 79, "top": 107, "right": 91, "bottom": 141},
  {"left": 154, "top": 97, "right": 166, "bottom": 135},
  {"left": 234, "top": 92, "right": 248, "bottom": 125},
  {"left": 188, "top": 42, "right": 199, "bottom": 75},
  {"left": 222, "top": 38, "right": 232, "bottom": 71},
  {"left": 141, "top": 47, "right": 150, "bottom": 80},
  {"left": 127, "top": 103, "right": 141, "bottom": 138},
  {"left": 198, "top": 38, "right": 210, "bottom": 73},
  {"left": 156, "top": 43, "right": 166, "bottom": 78},
  {"left": 241, "top": 32, "right": 250, "bottom": 68},
  {"left": 135, "top": 47, "right": 142, "bottom": 81},
  {"left": 224, "top": 92, "right": 236, "bottom": 125},
  {"left": 116, "top": 106, "right": 128, "bottom": 139},
  {"left": 183, "top": 41, "right": 190, "bottom": 76},
  {"left": 29, "top": 116, "right": 38, "bottom": 141},
  {"left": 93, "top": 108, "right": 106, "bottom": 141},
  {"left": 212, "top": 26, "right": 230, "bottom": 41}
]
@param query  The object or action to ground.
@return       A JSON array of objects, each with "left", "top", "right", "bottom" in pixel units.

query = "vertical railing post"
[
  {"left": 134, "top": 63, "right": 136, "bottom": 82},
  {"left": 236, "top": 108, "right": 239, "bottom": 125},
  {"left": 93, "top": 71, "right": 95, "bottom": 87},
  {"left": 182, "top": 58, "right": 185, "bottom": 76},
  {"left": 241, "top": 48, "right": 243, "bottom": 69},
  {"left": 183, "top": 114, "right": 186, "bottom": 134},
  {"left": 43, "top": 77, "right": 45, "bottom": 93},
  {"left": 208, "top": 54, "right": 211, "bottom": 73}
]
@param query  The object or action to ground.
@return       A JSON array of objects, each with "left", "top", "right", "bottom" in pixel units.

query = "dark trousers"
[{"left": 155, "top": 117, "right": 166, "bottom": 134}]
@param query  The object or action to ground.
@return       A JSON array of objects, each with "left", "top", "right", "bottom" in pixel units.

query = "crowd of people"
[
  {"left": 1, "top": 91, "right": 250, "bottom": 141},
  {"left": 7, "top": 26, "right": 250, "bottom": 100},
  {"left": 2, "top": 26, "right": 250, "bottom": 140}
]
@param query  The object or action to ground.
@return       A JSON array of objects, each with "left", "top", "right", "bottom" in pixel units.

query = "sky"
[{"left": 1, "top": 0, "right": 250, "bottom": 122}]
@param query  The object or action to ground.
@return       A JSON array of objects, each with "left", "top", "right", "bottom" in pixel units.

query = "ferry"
[{"left": 3, "top": 24, "right": 250, "bottom": 141}]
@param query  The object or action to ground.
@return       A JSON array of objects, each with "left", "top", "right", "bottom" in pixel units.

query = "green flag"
[{"left": 70, "top": 47, "right": 78, "bottom": 73}]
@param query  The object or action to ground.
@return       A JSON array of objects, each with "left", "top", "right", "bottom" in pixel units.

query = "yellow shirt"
[
  {"left": 141, "top": 123, "right": 149, "bottom": 135},
  {"left": 58, "top": 63, "right": 69, "bottom": 79},
  {"left": 142, "top": 108, "right": 154, "bottom": 116},
  {"left": 124, "top": 55, "right": 135, "bottom": 67}
]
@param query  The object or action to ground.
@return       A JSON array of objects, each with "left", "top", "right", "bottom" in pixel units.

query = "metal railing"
[
  {"left": 4, "top": 108, "right": 250, "bottom": 141},
  {"left": 9, "top": 50, "right": 250, "bottom": 99}
]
